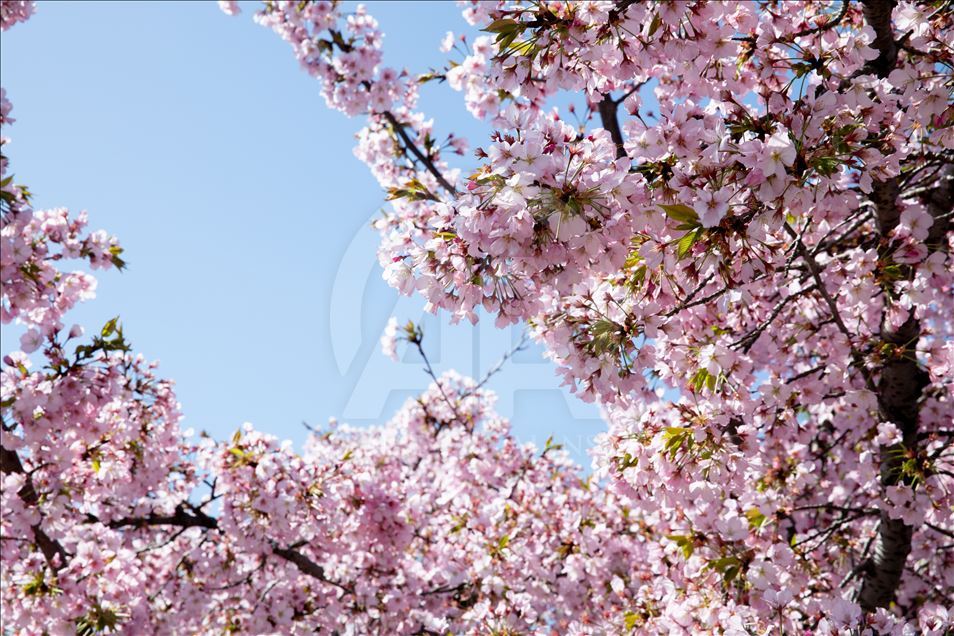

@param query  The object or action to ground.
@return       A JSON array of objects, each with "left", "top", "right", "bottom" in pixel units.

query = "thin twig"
[
  {"left": 473, "top": 331, "right": 530, "bottom": 392},
  {"left": 410, "top": 335, "right": 463, "bottom": 422},
  {"left": 382, "top": 111, "right": 459, "bottom": 196}
]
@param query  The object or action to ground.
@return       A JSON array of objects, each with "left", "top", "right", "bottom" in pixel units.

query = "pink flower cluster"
[
  {"left": 0, "top": 0, "right": 33, "bottom": 31},
  {"left": 0, "top": 151, "right": 652, "bottom": 630},
  {"left": 1, "top": 1, "right": 951, "bottom": 634},
  {"left": 242, "top": 0, "right": 953, "bottom": 631}
]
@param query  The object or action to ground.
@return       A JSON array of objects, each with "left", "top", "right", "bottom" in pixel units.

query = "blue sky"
[{"left": 1, "top": 1, "right": 608, "bottom": 464}]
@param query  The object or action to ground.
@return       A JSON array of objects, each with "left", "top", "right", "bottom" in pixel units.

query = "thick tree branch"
[
  {"left": 95, "top": 507, "right": 353, "bottom": 593},
  {"left": 597, "top": 94, "right": 627, "bottom": 160},
  {"left": 0, "top": 449, "right": 352, "bottom": 595},
  {"left": 608, "top": 0, "right": 638, "bottom": 23},
  {"left": 100, "top": 505, "right": 217, "bottom": 531},
  {"left": 271, "top": 543, "right": 354, "bottom": 594},
  {"left": 860, "top": 0, "right": 899, "bottom": 78},
  {"left": 855, "top": 0, "right": 953, "bottom": 612},
  {"left": 0, "top": 445, "right": 70, "bottom": 571}
]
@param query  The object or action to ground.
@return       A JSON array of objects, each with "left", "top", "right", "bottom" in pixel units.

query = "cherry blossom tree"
[
  {"left": 3, "top": 0, "right": 953, "bottom": 634},
  {"left": 1, "top": 77, "right": 644, "bottom": 633}
]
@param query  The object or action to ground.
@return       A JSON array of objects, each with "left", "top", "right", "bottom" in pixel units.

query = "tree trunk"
[{"left": 855, "top": 0, "right": 952, "bottom": 612}]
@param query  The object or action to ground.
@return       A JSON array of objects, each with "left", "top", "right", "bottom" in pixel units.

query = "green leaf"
[
  {"left": 623, "top": 250, "right": 642, "bottom": 269},
  {"left": 496, "top": 30, "right": 519, "bottom": 53},
  {"left": 706, "top": 555, "right": 743, "bottom": 584},
  {"left": 624, "top": 610, "right": 640, "bottom": 630},
  {"left": 627, "top": 265, "right": 647, "bottom": 291},
  {"left": 646, "top": 13, "right": 661, "bottom": 37},
  {"left": 483, "top": 18, "right": 520, "bottom": 33},
  {"left": 792, "top": 62, "right": 812, "bottom": 78},
  {"left": 737, "top": 47, "right": 754, "bottom": 70},
  {"left": 881, "top": 263, "right": 903, "bottom": 280},
  {"left": 587, "top": 319, "right": 621, "bottom": 356},
  {"left": 810, "top": 155, "right": 841, "bottom": 176},
  {"left": 658, "top": 203, "right": 699, "bottom": 225},
  {"left": 543, "top": 436, "right": 563, "bottom": 454},
  {"left": 307, "top": 482, "right": 324, "bottom": 499},
  {"left": 101, "top": 317, "right": 119, "bottom": 338},
  {"left": 450, "top": 514, "right": 468, "bottom": 533},
  {"left": 509, "top": 39, "right": 536, "bottom": 57},
  {"left": 690, "top": 368, "right": 709, "bottom": 393},
  {"left": 708, "top": 555, "right": 739, "bottom": 572},
  {"left": 676, "top": 227, "right": 701, "bottom": 259},
  {"left": 662, "top": 427, "right": 692, "bottom": 459},
  {"left": 76, "top": 604, "right": 120, "bottom": 635},
  {"left": 22, "top": 570, "right": 61, "bottom": 597},
  {"left": 108, "top": 245, "right": 127, "bottom": 271},
  {"left": 666, "top": 534, "right": 695, "bottom": 558},
  {"left": 489, "top": 533, "right": 511, "bottom": 557},
  {"left": 616, "top": 452, "right": 638, "bottom": 471},
  {"left": 745, "top": 507, "right": 767, "bottom": 530},
  {"left": 417, "top": 72, "right": 444, "bottom": 84},
  {"left": 386, "top": 178, "right": 437, "bottom": 202},
  {"left": 403, "top": 320, "right": 421, "bottom": 343}
]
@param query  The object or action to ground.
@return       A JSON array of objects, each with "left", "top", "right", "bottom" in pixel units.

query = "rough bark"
[
  {"left": 859, "top": 163, "right": 952, "bottom": 610},
  {"left": 858, "top": 311, "right": 926, "bottom": 610},
  {"left": 860, "top": 0, "right": 899, "bottom": 77},
  {"left": 856, "top": 0, "right": 952, "bottom": 610}
]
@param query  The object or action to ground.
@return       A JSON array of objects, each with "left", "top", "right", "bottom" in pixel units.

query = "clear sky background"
[{"left": 1, "top": 0, "right": 610, "bottom": 465}]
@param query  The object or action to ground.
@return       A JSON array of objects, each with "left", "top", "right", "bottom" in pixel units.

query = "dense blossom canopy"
[{"left": 2, "top": 0, "right": 953, "bottom": 634}]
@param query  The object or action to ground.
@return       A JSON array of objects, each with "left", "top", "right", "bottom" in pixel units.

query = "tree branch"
[
  {"left": 325, "top": 30, "right": 458, "bottom": 197},
  {"left": 0, "top": 454, "right": 353, "bottom": 592},
  {"left": 597, "top": 94, "right": 627, "bottom": 160},
  {"left": 730, "top": 284, "right": 818, "bottom": 352},
  {"left": 0, "top": 445, "right": 70, "bottom": 571},
  {"left": 783, "top": 222, "right": 876, "bottom": 391},
  {"left": 791, "top": 0, "right": 851, "bottom": 40},
  {"left": 100, "top": 505, "right": 217, "bottom": 531},
  {"left": 271, "top": 544, "right": 353, "bottom": 594},
  {"left": 854, "top": 0, "right": 952, "bottom": 611},
  {"left": 608, "top": 0, "right": 638, "bottom": 23},
  {"left": 382, "top": 110, "right": 459, "bottom": 196},
  {"left": 860, "top": 0, "right": 899, "bottom": 78}
]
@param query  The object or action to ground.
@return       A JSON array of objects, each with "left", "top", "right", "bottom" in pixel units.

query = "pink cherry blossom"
[
  {"left": 380, "top": 316, "right": 400, "bottom": 361},
  {"left": 3, "top": 1, "right": 953, "bottom": 633}
]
